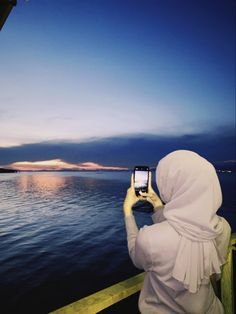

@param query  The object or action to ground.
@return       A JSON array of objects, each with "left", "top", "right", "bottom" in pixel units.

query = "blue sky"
[{"left": 0, "top": 0, "right": 235, "bottom": 165}]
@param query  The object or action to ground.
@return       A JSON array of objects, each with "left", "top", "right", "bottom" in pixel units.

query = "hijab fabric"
[{"left": 156, "top": 150, "right": 225, "bottom": 293}]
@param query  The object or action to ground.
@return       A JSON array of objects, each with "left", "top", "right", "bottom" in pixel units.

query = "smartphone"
[{"left": 134, "top": 166, "right": 150, "bottom": 196}]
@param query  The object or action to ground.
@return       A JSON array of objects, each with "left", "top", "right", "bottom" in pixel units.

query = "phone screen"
[{"left": 134, "top": 166, "right": 149, "bottom": 195}]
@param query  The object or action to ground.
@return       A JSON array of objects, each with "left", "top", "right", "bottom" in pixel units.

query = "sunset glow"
[
  {"left": 17, "top": 174, "right": 67, "bottom": 196},
  {"left": 8, "top": 159, "right": 128, "bottom": 171},
  {"left": 0, "top": 1, "right": 234, "bottom": 167}
]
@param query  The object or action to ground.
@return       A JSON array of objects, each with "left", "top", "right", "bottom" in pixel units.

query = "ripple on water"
[{"left": 0, "top": 171, "right": 235, "bottom": 314}]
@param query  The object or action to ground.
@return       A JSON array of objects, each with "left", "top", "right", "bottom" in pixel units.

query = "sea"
[{"left": 0, "top": 171, "right": 235, "bottom": 314}]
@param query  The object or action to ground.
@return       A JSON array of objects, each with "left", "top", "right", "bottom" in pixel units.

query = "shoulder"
[
  {"left": 136, "top": 221, "right": 180, "bottom": 268},
  {"left": 140, "top": 220, "right": 179, "bottom": 238},
  {"left": 137, "top": 221, "right": 179, "bottom": 251}
]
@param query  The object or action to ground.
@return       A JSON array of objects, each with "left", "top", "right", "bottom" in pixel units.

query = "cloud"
[
  {"left": 0, "top": 126, "right": 235, "bottom": 167},
  {"left": 7, "top": 159, "right": 128, "bottom": 171}
]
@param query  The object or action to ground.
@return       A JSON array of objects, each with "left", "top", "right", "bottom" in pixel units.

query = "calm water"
[{"left": 0, "top": 171, "right": 235, "bottom": 314}]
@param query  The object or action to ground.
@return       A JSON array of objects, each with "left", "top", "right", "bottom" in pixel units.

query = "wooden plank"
[{"left": 49, "top": 272, "right": 145, "bottom": 314}]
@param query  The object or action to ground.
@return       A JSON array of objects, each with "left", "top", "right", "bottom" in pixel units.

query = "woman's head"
[
  {"left": 156, "top": 150, "right": 223, "bottom": 240},
  {"left": 156, "top": 150, "right": 222, "bottom": 206},
  {"left": 155, "top": 150, "right": 226, "bottom": 292}
]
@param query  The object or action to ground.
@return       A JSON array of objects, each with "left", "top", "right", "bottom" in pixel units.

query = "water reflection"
[
  {"left": 0, "top": 172, "right": 234, "bottom": 314},
  {"left": 16, "top": 174, "right": 67, "bottom": 196}
]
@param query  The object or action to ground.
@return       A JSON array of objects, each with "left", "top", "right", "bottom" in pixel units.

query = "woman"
[{"left": 123, "top": 150, "right": 231, "bottom": 314}]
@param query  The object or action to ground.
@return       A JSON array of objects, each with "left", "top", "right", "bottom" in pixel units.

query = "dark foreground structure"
[{"left": 0, "top": 0, "right": 17, "bottom": 30}]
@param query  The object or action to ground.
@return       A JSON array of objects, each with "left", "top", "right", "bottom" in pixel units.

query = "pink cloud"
[{"left": 7, "top": 159, "right": 128, "bottom": 171}]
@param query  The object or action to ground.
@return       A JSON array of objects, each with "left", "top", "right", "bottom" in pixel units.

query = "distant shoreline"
[{"left": 0, "top": 168, "right": 18, "bottom": 173}]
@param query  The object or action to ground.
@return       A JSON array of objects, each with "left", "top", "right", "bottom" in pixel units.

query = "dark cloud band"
[{"left": 0, "top": 126, "right": 235, "bottom": 168}]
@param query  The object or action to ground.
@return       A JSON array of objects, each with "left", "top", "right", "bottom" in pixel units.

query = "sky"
[{"left": 0, "top": 0, "right": 235, "bottom": 169}]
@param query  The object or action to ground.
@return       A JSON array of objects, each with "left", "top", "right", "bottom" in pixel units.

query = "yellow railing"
[
  {"left": 50, "top": 234, "right": 236, "bottom": 314},
  {"left": 221, "top": 233, "right": 236, "bottom": 314}
]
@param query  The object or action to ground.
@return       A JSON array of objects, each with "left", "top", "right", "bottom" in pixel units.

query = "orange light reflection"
[{"left": 17, "top": 174, "right": 67, "bottom": 196}]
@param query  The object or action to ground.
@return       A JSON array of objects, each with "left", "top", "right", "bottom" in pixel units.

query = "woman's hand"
[
  {"left": 140, "top": 172, "right": 163, "bottom": 211},
  {"left": 123, "top": 174, "right": 146, "bottom": 216}
]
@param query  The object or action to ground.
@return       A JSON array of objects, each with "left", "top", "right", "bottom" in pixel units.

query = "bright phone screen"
[{"left": 134, "top": 170, "right": 149, "bottom": 190}]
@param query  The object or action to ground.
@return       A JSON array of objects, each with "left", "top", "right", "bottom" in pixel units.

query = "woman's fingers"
[
  {"left": 130, "top": 173, "right": 134, "bottom": 188},
  {"left": 139, "top": 191, "right": 148, "bottom": 197},
  {"left": 139, "top": 191, "right": 152, "bottom": 201},
  {"left": 148, "top": 171, "right": 152, "bottom": 189}
]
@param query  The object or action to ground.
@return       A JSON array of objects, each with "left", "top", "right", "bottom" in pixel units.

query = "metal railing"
[{"left": 50, "top": 233, "right": 236, "bottom": 314}]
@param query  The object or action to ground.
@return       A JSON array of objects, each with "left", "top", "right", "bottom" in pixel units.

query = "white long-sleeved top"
[{"left": 124, "top": 209, "right": 231, "bottom": 314}]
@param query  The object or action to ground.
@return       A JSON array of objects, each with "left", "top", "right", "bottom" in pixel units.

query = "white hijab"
[{"left": 156, "top": 150, "right": 225, "bottom": 293}]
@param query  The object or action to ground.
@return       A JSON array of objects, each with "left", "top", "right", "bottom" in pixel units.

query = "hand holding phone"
[{"left": 123, "top": 167, "right": 163, "bottom": 216}]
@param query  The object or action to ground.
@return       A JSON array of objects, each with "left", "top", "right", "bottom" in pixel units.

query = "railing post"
[{"left": 221, "top": 234, "right": 236, "bottom": 314}]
